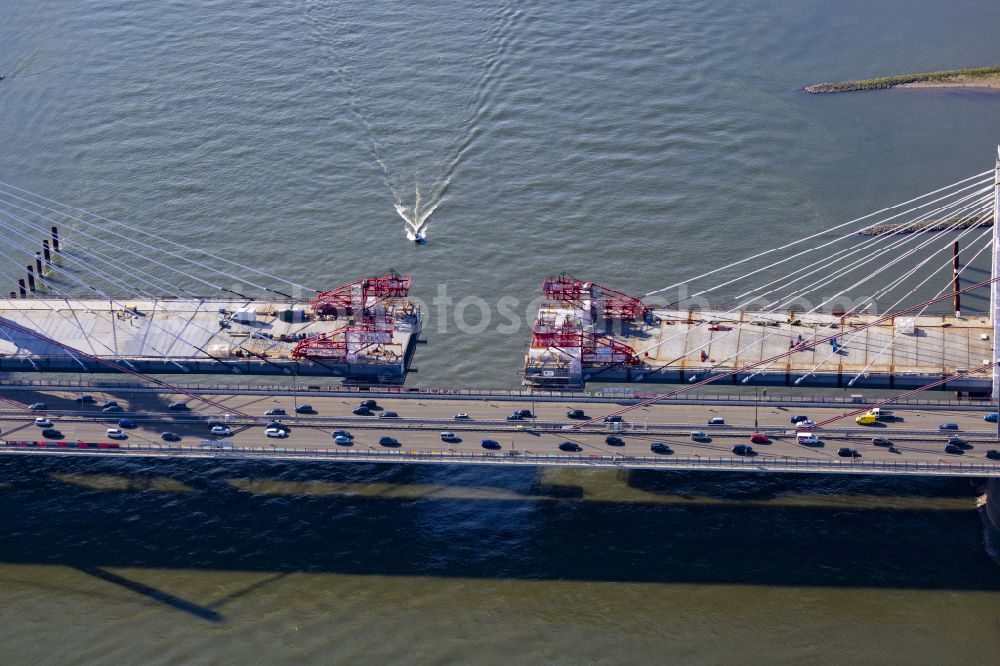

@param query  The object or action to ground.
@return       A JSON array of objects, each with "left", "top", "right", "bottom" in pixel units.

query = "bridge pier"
[{"left": 984, "top": 479, "right": 1000, "bottom": 529}]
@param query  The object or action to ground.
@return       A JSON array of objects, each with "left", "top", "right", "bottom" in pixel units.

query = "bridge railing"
[
  {"left": 0, "top": 377, "right": 992, "bottom": 408},
  {"left": 5, "top": 440, "right": 1000, "bottom": 477}
]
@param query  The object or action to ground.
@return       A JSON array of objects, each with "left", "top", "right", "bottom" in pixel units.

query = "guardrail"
[
  {"left": 4, "top": 440, "right": 1000, "bottom": 477},
  {"left": 0, "top": 378, "right": 993, "bottom": 408}
]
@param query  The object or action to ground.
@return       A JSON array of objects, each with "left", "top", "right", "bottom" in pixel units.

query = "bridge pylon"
[{"left": 993, "top": 146, "right": 1000, "bottom": 401}]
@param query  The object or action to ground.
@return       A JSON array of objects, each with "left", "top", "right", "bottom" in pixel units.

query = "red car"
[{"left": 750, "top": 433, "right": 771, "bottom": 444}]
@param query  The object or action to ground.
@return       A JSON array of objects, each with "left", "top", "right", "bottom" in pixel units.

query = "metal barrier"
[
  {"left": 3, "top": 439, "right": 1000, "bottom": 477},
  {"left": 0, "top": 378, "right": 992, "bottom": 408}
]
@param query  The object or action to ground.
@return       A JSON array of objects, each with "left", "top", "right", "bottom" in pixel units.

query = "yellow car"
[{"left": 855, "top": 413, "right": 877, "bottom": 426}]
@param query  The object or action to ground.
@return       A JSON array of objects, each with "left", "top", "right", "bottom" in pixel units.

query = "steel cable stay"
[
  {"left": 0, "top": 248, "right": 198, "bottom": 373},
  {"left": 753, "top": 225, "right": 995, "bottom": 385},
  {"left": 0, "top": 315, "right": 252, "bottom": 417},
  {"left": 0, "top": 208, "right": 191, "bottom": 300},
  {"left": 692, "top": 200, "right": 994, "bottom": 381},
  {"left": 741, "top": 214, "right": 996, "bottom": 384},
  {"left": 632, "top": 190, "right": 993, "bottom": 366},
  {"left": 755, "top": 189, "right": 993, "bottom": 310},
  {"left": 0, "top": 230, "right": 248, "bottom": 375},
  {"left": 807, "top": 364, "right": 997, "bottom": 430},
  {"left": 0, "top": 204, "right": 314, "bottom": 377},
  {"left": 674, "top": 178, "right": 993, "bottom": 306},
  {"left": 0, "top": 180, "right": 319, "bottom": 295},
  {"left": 0, "top": 201, "right": 226, "bottom": 297},
  {"left": 643, "top": 170, "right": 992, "bottom": 298},
  {"left": 633, "top": 183, "right": 992, "bottom": 357},
  {"left": 0, "top": 188, "right": 275, "bottom": 296},
  {"left": 572, "top": 275, "right": 1000, "bottom": 429},
  {"left": 1, "top": 236, "right": 301, "bottom": 378},
  {"left": 832, "top": 226, "right": 997, "bottom": 386},
  {"left": 866, "top": 201, "right": 994, "bottom": 304}
]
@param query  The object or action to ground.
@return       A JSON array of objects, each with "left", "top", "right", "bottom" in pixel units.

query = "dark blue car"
[{"left": 118, "top": 418, "right": 137, "bottom": 429}]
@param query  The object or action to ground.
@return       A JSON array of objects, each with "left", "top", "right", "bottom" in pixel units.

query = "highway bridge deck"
[{"left": 3, "top": 388, "right": 999, "bottom": 476}]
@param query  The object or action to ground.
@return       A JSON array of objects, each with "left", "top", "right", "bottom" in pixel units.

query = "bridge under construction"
[
  {"left": 0, "top": 151, "right": 999, "bottom": 403},
  {"left": 524, "top": 150, "right": 1000, "bottom": 398}
]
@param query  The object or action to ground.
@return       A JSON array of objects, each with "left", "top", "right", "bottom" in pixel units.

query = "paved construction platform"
[
  {"left": 0, "top": 297, "right": 420, "bottom": 380},
  {"left": 528, "top": 307, "right": 995, "bottom": 391}
]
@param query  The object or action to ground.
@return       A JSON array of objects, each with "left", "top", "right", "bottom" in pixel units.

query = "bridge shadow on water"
[{"left": 0, "top": 456, "right": 997, "bottom": 598}]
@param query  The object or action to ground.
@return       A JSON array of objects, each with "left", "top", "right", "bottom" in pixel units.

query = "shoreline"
[{"left": 804, "top": 66, "right": 1000, "bottom": 94}]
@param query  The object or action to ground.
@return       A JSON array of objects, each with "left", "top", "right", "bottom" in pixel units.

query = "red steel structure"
[
  {"left": 542, "top": 273, "right": 650, "bottom": 321},
  {"left": 291, "top": 318, "right": 394, "bottom": 361},
  {"left": 310, "top": 270, "right": 411, "bottom": 317},
  {"left": 530, "top": 320, "right": 639, "bottom": 367},
  {"left": 295, "top": 272, "right": 408, "bottom": 361}
]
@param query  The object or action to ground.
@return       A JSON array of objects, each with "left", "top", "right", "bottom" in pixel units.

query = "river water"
[{"left": 2, "top": 0, "right": 1000, "bottom": 663}]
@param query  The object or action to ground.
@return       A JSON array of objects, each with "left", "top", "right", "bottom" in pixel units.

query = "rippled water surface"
[{"left": 2, "top": 0, "right": 1000, "bottom": 663}]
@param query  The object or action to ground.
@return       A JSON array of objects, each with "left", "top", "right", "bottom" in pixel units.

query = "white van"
[{"left": 796, "top": 432, "right": 819, "bottom": 445}]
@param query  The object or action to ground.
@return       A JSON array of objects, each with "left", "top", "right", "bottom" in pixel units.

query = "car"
[
  {"left": 650, "top": 442, "right": 672, "bottom": 454},
  {"left": 379, "top": 436, "right": 400, "bottom": 447},
  {"left": 360, "top": 399, "right": 378, "bottom": 408},
  {"left": 690, "top": 431, "right": 709, "bottom": 441},
  {"left": 855, "top": 413, "right": 877, "bottom": 426},
  {"left": 33, "top": 417, "right": 53, "bottom": 428},
  {"left": 102, "top": 400, "right": 119, "bottom": 409},
  {"left": 750, "top": 433, "right": 770, "bottom": 444},
  {"left": 106, "top": 428, "right": 126, "bottom": 439},
  {"left": 211, "top": 426, "right": 233, "bottom": 436},
  {"left": 332, "top": 430, "right": 352, "bottom": 439},
  {"left": 837, "top": 447, "right": 859, "bottom": 458},
  {"left": 379, "top": 411, "right": 399, "bottom": 419},
  {"left": 517, "top": 409, "right": 534, "bottom": 418},
  {"left": 947, "top": 437, "right": 971, "bottom": 449},
  {"left": 161, "top": 432, "right": 181, "bottom": 442},
  {"left": 40, "top": 428, "right": 61, "bottom": 439},
  {"left": 790, "top": 415, "right": 809, "bottom": 424},
  {"left": 986, "top": 450, "right": 1000, "bottom": 460},
  {"left": 295, "top": 404, "right": 315, "bottom": 414},
  {"left": 167, "top": 402, "right": 188, "bottom": 411},
  {"left": 265, "top": 427, "right": 288, "bottom": 438},
  {"left": 102, "top": 405, "right": 123, "bottom": 414},
  {"left": 506, "top": 413, "right": 524, "bottom": 421},
  {"left": 708, "top": 417, "right": 725, "bottom": 425},
  {"left": 353, "top": 406, "right": 373, "bottom": 416},
  {"left": 333, "top": 435, "right": 352, "bottom": 445},
  {"left": 74, "top": 394, "right": 94, "bottom": 403},
  {"left": 481, "top": 439, "right": 501, "bottom": 450},
  {"left": 938, "top": 423, "right": 959, "bottom": 430},
  {"left": 603, "top": 415, "right": 623, "bottom": 423},
  {"left": 264, "top": 408, "right": 286, "bottom": 416},
  {"left": 454, "top": 413, "right": 470, "bottom": 420},
  {"left": 796, "top": 432, "right": 820, "bottom": 445},
  {"left": 118, "top": 418, "right": 137, "bottom": 429},
  {"left": 559, "top": 441, "right": 583, "bottom": 452},
  {"left": 605, "top": 436, "right": 625, "bottom": 446},
  {"left": 28, "top": 402, "right": 47, "bottom": 411},
  {"left": 731, "top": 444, "right": 753, "bottom": 456},
  {"left": 871, "top": 437, "right": 893, "bottom": 447},
  {"left": 440, "top": 431, "right": 458, "bottom": 442},
  {"left": 266, "top": 421, "right": 290, "bottom": 432},
  {"left": 945, "top": 444, "right": 964, "bottom": 455},
  {"left": 985, "top": 413, "right": 998, "bottom": 423},
  {"left": 567, "top": 409, "right": 586, "bottom": 419},
  {"left": 796, "top": 420, "right": 817, "bottom": 428}
]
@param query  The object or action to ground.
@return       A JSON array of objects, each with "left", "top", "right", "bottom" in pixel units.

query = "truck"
[{"left": 867, "top": 407, "right": 894, "bottom": 420}]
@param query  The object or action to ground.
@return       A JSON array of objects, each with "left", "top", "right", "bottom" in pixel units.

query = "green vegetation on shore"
[{"left": 804, "top": 66, "right": 1000, "bottom": 94}]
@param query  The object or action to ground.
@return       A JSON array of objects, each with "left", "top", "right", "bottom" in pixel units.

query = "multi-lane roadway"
[{"left": 2, "top": 389, "right": 999, "bottom": 470}]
